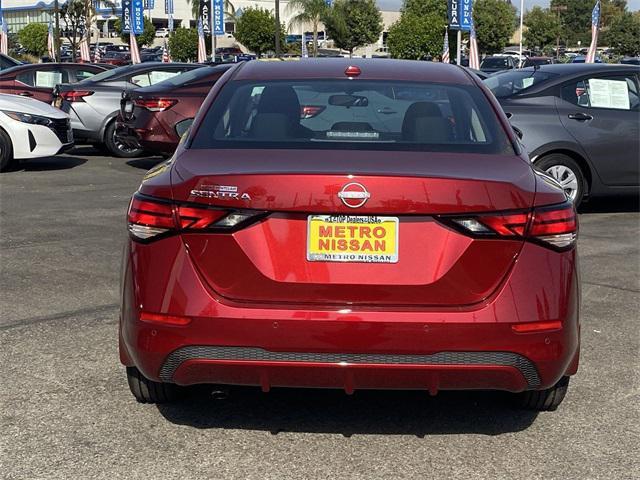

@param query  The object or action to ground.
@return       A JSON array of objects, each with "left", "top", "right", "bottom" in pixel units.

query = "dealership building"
[{"left": 0, "top": 0, "right": 397, "bottom": 51}]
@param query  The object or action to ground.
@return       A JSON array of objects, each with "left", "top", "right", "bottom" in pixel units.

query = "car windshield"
[
  {"left": 481, "top": 57, "right": 511, "bottom": 68},
  {"left": 190, "top": 79, "right": 514, "bottom": 154},
  {"left": 484, "top": 70, "right": 558, "bottom": 98}
]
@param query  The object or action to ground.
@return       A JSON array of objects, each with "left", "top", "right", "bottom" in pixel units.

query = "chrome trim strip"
[{"left": 159, "top": 346, "right": 541, "bottom": 388}]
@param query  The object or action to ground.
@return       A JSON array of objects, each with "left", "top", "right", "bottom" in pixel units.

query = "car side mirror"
[
  {"left": 175, "top": 118, "right": 193, "bottom": 138},
  {"left": 512, "top": 125, "right": 523, "bottom": 139}
]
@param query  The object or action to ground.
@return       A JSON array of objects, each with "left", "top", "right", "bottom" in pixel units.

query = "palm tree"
[{"left": 287, "top": 0, "right": 329, "bottom": 57}]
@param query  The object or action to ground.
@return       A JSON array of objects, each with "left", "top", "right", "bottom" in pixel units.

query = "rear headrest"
[
  {"left": 402, "top": 101, "right": 451, "bottom": 143},
  {"left": 257, "top": 85, "right": 300, "bottom": 121}
]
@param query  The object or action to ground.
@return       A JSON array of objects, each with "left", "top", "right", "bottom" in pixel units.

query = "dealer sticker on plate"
[{"left": 307, "top": 215, "right": 398, "bottom": 263}]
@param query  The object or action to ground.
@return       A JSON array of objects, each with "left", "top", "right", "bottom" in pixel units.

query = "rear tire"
[
  {"left": 535, "top": 154, "right": 586, "bottom": 206},
  {"left": 518, "top": 376, "right": 570, "bottom": 411},
  {"left": 0, "top": 128, "right": 16, "bottom": 172},
  {"left": 104, "top": 121, "right": 144, "bottom": 158},
  {"left": 126, "top": 366, "right": 182, "bottom": 404}
]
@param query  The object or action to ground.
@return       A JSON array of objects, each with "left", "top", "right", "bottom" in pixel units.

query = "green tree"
[
  {"left": 524, "top": 6, "right": 561, "bottom": 51},
  {"left": 473, "top": 0, "right": 517, "bottom": 54},
  {"left": 322, "top": 0, "right": 383, "bottom": 56},
  {"left": 18, "top": 24, "right": 49, "bottom": 57},
  {"left": 551, "top": 0, "right": 626, "bottom": 47},
  {"left": 603, "top": 11, "right": 640, "bottom": 56},
  {"left": 401, "top": 0, "right": 447, "bottom": 19},
  {"left": 60, "top": 0, "right": 87, "bottom": 61},
  {"left": 59, "top": 0, "right": 116, "bottom": 61},
  {"left": 168, "top": 28, "right": 199, "bottom": 62},
  {"left": 114, "top": 17, "right": 156, "bottom": 48},
  {"left": 387, "top": 13, "right": 443, "bottom": 60},
  {"left": 287, "top": 0, "right": 329, "bottom": 57},
  {"left": 234, "top": 7, "right": 285, "bottom": 57}
]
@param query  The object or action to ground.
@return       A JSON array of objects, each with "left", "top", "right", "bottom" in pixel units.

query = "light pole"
[
  {"left": 211, "top": 0, "right": 216, "bottom": 62},
  {"left": 518, "top": 0, "right": 524, "bottom": 61},
  {"left": 551, "top": 4, "right": 567, "bottom": 57},
  {"left": 54, "top": 0, "right": 61, "bottom": 61},
  {"left": 274, "top": 0, "right": 281, "bottom": 57}
]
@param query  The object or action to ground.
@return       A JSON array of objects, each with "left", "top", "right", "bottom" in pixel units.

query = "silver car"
[{"left": 52, "top": 63, "right": 202, "bottom": 157}]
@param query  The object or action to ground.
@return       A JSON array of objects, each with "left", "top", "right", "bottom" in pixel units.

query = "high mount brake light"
[
  {"left": 127, "top": 194, "right": 265, "bottom": 241},
  {"left": 438, "top": 202, "right": 577, "bottom": 251},
  {"left": 60, "top": 91, "right": 94, "bottom": 102},
  {"left": 133, "top": 98, "right": 178, "bottom": 112}
]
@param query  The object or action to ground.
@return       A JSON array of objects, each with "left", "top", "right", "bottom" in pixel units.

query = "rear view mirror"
[{"left": 329, "top": 94, "right": 369, "bottom": 107}]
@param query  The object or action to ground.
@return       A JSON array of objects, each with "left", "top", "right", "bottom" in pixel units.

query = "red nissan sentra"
[{"left": 120, "top": 59, "right": 580, "bottom": 410}]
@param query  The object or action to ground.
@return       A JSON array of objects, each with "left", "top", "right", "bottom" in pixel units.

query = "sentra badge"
[{"left": 190, "top": 185, "right": 251, "bottom": 200}]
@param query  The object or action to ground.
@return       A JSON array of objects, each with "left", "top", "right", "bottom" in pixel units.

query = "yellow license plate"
[{"left": 307, "top": 215, "right": 398, "bottom": 263}]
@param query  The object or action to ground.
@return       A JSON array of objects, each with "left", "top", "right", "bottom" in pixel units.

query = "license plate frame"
[{"left": 306, "top": 215, "right": 399, "bottom": 263}]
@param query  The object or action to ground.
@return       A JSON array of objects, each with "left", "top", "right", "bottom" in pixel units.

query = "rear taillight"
[
  {"left": 528, "top": 202, "right": 578, "bottom": 249},
  {"left": 438, "top": 201, "right": 577, "bottom": 251},
  {"left": 60, "top": 90, "right": 94, "bottom": 102},
  {"left": 127, "top": 194, "right": 265, "bottom": 242},
  {"left": 133, "top": 98, "right": 177, "bottom": 112}
]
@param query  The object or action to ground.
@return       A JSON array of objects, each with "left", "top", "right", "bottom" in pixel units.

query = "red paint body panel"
[{"left": 120, "top": 60, "right": 580, "bottom": 395}]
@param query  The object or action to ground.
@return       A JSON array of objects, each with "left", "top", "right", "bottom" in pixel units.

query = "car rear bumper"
[
  {"left": 120, "top": 237, "right": 580, "bottom": 393},
  {"left": 114, "top": 121, "right": 143, "bottom": 150},
  {"left": 118, "top": 114, "right": 179, "bottom": 155}
]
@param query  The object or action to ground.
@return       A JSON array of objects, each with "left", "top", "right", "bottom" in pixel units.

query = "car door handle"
[
  {"left": 18, "top": 91, "right": 33, "bottom": 97},
  {"left": 377, "top": 108, "right": 397, "bottom": 114},
  {"left": 568, "top": 113, "right": 593, "bottom": 121}
]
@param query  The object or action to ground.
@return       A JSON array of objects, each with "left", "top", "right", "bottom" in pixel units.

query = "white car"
[
  {"left": 155, "top": 28, "right": 170, "bottom": 38},
  {"left": 0, "top": 94, "right": 73, "bottom": 171}
]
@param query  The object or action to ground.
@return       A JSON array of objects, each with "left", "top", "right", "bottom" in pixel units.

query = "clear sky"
[{"left": 377, "top": 0, "right": 640, "bottom": 12}]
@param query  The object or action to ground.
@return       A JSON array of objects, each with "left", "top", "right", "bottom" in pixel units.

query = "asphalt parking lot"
[{"left": 1, "top": 149, "right": 638, "bottom": 480}]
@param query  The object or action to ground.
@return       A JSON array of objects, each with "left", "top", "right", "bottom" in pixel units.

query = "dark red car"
[
  {"left": 0, "top": 63, "right": 108, "bottom": 103},
  {"left": 116, "top": 65, "right": 232, "bottom": 156},
  {"left": 121, "top": 60, "right": 580, "bottom": 411}
]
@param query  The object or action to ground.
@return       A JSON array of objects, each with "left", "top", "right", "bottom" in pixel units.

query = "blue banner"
[
  {"left": 132, "top": 0, "right": 144, "bottom": 34},
  {"left": 144, "top": 0, "right": 154, "bottom": 9},
  {"left": 460, "top": 0, "right": 473, "bottom": 32},
  {"left": 213, "top": 0, "right": 224, "bottom": 35},
  {"left": 448, "top": 0, "right": 460, "bottom": 30},
  {"left": 121, "top": 0, "right": 132, "bottom": 33},
  {"left": 164, "top": 0, "right": 174, "bottom": 14}
]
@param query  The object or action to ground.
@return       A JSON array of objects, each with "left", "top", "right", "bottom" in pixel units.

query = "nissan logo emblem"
[{"left": 338, "top": 182, "right": 371, "bottom": 208}]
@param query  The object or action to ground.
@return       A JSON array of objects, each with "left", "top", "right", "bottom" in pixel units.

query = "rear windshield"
[
  {"left": 522, "top": 58, "right": 552, "bottom": 67},
  {"left": 190, "top": 80, "right": 513, "bottom": 154},
  {"left": 484, "top": 70, "right": 558, "bottom": 98},
  {"left": 481, "top": 57, "right": 511, "bottom": 68},
  {"left": 154, "top": 65, "right": 224, "bottom": 87},
  {"left": 81, "top": 66, "right": 128, "bottom": 83}
]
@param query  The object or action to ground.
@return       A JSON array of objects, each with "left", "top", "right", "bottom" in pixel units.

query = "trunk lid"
[{"left": 170, "top": 149, "right": 535, "bottom": 307}]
